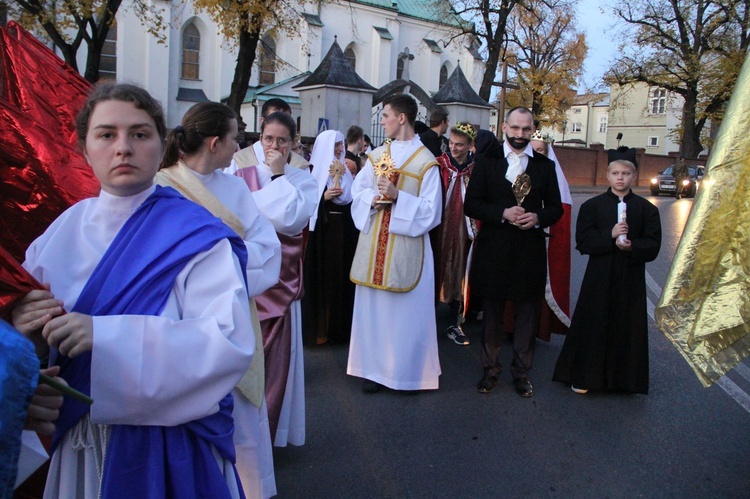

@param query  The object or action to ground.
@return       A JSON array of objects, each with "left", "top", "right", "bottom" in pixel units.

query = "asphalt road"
[{"left": 273, "top": 190, "right": 750, "bottom": 498}]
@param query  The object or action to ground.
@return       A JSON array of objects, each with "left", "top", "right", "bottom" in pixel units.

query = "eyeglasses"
[{"left": 261, "top": 135, "right": 291, "bottom": 146}]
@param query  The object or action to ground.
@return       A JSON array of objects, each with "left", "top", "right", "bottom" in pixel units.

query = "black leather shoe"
[
  {"left": 477, "top": 371, "right": 499, "bottom": 394},
  {"left": 514, "top": 378, "right": 534, "bottom": 398}
]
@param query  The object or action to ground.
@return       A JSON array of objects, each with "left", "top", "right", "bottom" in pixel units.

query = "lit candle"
[{"left": 617, "top": 199, "right": 627, "bottom": 244}]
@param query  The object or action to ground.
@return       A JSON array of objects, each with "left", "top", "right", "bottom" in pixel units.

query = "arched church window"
[
  {"left": 439, "top": 63, "right": 448, "bottom": 88},
  {"left": 344, "top": 44, "right": 356, "bottom": 70},
  {"left": 259, "top": 35, "right": 276, "bottom": 85},
  {"left": 182, "top": 24, "right": 200, "bottom": 80}
]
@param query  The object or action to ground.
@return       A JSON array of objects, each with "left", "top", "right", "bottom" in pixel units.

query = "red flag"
[
  {"left": 0, "top": 100, "right": 98, "bottom": 262},
  {"left": 0, "top": 244, "right": 43, "bottom": 321},
  {"left": 0, "top": 22, "right": 97, "bottom": 317},
  {"left": 1, "top": 21, "right": 91, "bottom": 146},
  {"left": 0, "top": 22, "right": 98, "bottom": 263}
]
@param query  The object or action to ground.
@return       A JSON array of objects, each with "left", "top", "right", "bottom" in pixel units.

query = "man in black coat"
[
  {"left": 464, "top": 107, "right": 563, "bottom": 397},
  {"left": 419, "top": 108, "right": 449, "bottom": 157}
]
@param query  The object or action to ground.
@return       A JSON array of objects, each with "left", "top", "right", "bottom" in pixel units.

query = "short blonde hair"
[{"left": 607, "top": 159, "right": 636, "bottom": 172}]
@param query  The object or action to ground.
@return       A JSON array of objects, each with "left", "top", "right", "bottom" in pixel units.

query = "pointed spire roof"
[
  {"left": 432, "top": 65, "right": 491, "bottom": 108},
  {"left": 293, "top": 38, "right": 377, "bottom": 91}
]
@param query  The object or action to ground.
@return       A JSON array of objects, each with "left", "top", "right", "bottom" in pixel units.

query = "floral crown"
[
  {"left": 452, "top": 121, "right": 477, "bottom": 141},
  {"left": 531, "top": 130, "right": 549, "bottom": 142}
]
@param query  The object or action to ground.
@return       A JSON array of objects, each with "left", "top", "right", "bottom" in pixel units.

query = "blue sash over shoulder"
[{"left": 52, "top": 186, "right": 248, "bottom": 499}]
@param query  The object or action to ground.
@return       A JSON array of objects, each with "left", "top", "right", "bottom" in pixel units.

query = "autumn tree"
[
  {"left": 447, "top": 0, "right": 522, "bottom": 101},
  {"left": 193, "top": 0, "right": 313, "bottom": 117},
  {"left": 605, "top": 0, "right": 750, "bottom": 157},
  {"left": 504, "top": 0, "right": 586, "bottom": 127},
  {"left": 8, "top": 0, "right": 165, "bottom": 83}
]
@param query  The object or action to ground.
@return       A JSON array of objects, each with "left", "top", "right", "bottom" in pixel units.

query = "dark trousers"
[{"left": 481, "top": 298, "right": 541, "bottom": 380}]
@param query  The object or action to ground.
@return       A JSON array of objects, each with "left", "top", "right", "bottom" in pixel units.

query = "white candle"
[{"left": 617, "top": 199, "right": 627, "bottom": 243}]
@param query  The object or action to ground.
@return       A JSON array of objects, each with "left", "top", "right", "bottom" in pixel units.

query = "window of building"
[
  {"left": 573, "top": 108, "right": 582, "bottom": 114},
  {"left": 648, "top": 136, "right": 659, "bottom": 147},
  {"left": 259, "top": 35, "right": 276, "bottom": 85},
  {"left": 99, "top": 28, "right": 117, "bottom": 80},
  {"left": 572, "top": 122, "right": 582, "bottom": 133},
  {"left": 650, "top": 88, "right": 666, "bottom": 115},
  {"left": 182, "top": 24, "right": 200, "bottom": 80},
  {"left": 439, "top": 63, "right": 448, "bottom": 88},
  {"left": 598, "top": 116, "right": 607, "bottom": 133},
  {"left": 344, "top": 44, "right": 356, "bottom": 70}
]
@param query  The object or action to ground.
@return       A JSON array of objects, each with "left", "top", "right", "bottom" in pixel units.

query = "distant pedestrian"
[
  {"left": 553, "top": 159, "right": 661, "bottom": 394},
  {"left": 419, "top": 108, "right": 449, "bottom": 157}
]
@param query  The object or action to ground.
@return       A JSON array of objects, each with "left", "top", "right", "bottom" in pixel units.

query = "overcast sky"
[{"left": 576, "top": 0, "right": 619, "bottom": 92}]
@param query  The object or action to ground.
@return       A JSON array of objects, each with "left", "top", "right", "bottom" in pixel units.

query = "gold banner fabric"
[{"left": 655, "top": 52, "right": 750, "bottom": 387}]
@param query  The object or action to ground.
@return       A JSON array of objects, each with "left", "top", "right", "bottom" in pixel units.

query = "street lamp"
[{"left": 562, "top": 120, "right": 568, "bottom": 146}]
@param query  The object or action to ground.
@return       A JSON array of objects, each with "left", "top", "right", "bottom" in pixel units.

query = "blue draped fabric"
[
  {"left": 51, "top": 186, "right": 248, "bottom": 498},
  {"left": 0, "top": 319, "right": 39, "bottom": 496}
]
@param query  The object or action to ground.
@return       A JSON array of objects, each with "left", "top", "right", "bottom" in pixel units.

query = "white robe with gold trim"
[{"left": 346, "top": 136, "right": 442, "bottom": 390}]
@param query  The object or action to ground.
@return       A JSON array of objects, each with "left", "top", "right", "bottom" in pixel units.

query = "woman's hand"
[
  {"left": 43, "top": 312, "right": 94, "bottom": 358},
  {"left": 12, "top": 286, "right": 64, "bottom": 336},
  {"left": 25, "top": 366, "right": 65, "bottom": 435},
  {"left": 324, "top": 187, "right": 343, "bottom": 200},
  {"left": 265, "top": 149, "right": 287, "bottom": 175}
]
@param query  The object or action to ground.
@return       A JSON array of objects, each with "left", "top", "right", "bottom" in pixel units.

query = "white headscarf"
[{"left": 308, "top": 129, "right": 353, "bottom": 231}]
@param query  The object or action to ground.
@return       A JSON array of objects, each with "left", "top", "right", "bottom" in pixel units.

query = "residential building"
[
  {"left": 605, "top": 82, "right": 683, "bottom": 154},
  {"left": 544, "top": 93, "right": 609, "bottom": 148}
]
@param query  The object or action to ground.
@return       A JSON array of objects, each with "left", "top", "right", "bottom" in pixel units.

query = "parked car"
[{"left": 650, "top": 165, "right": 705, "bottom": 197}]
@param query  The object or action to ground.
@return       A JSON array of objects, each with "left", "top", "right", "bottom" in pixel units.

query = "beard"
[{"left": 507, "top": 136, "right": 530, "bottom": 150}]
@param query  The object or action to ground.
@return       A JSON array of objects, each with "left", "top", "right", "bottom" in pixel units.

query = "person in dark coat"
[
  {"left": 553, "top": 159, "right": 661, "bottom": 394},
  {"left": 464, "top": 106, "right": 563, "bottom": 398},
  {"left": 419, "top": 108, "right": 449, "bottom": 157}
]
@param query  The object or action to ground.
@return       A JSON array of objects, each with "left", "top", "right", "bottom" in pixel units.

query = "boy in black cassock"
[{"left": 552, "top": 159, "right": 661, "bottom": 394}]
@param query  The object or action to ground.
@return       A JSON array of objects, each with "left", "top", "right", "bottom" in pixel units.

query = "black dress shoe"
[
  {"left": 477, "top": 371, "right": 499, "bottom": 394},
  {"left": 514, "top": 378, "right": 534, "bottom": 398},
  {"left": 362, "top": 380, "right": 382, "bottom": 393}
]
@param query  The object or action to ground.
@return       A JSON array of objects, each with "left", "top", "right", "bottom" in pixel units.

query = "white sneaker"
[
  {"left": 446, "top": 325, "right": 470, "bottom": 345},
  {"left": 571, "top": 385, "right": 588, "bottom": 394}
]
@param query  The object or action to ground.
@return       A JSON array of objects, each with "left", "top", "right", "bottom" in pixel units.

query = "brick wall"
[{"left": 553, "top": 144, "right": 707, "bottom": 186}]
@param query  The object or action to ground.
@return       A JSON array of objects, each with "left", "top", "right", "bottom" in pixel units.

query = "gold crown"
[
  {"left": 531, "top": 130, "right": 544, "bottom": 141},
  {"left": 452, "top": 122, "right": 477, "bottom": 141}
]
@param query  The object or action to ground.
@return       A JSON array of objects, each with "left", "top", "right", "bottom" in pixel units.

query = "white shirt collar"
[{"left": 503, "top": 140, "right": 534, "bottom": 159}]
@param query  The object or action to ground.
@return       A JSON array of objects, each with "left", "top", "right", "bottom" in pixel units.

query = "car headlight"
[
  {"left": 682, "top": 179, "right": 690, "bottom": 186},
  {"left": 651, "top": 178, "right": 658, "bottom": 184}
]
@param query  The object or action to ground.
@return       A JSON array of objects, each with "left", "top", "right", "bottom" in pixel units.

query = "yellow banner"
[{"left": 655, "top": 51, "right": 750, "bottom": 387}]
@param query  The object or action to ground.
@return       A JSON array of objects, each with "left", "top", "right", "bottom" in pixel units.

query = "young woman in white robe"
[
  {"left": 157, "top": 101, "right": 281, "bottom": 498},
  {"left": 230, "top": 111, "right": 318, "bottom": 447},
  {"left": 12, "top": 84, "right": 253, "bottom": 499}
]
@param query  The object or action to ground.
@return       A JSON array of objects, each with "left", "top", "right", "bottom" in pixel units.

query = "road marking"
[
  {"left": 646, "top": 271, "right": 662, "bottom": 298},
  {"left": 716, "top": 376, "right": 750, "bottom": 413},
  {"left": 732, "top": 362, "right": 750, "bottom": 384},
  {"left": 646, "top": 270, "right": 750, "bottom": 414}
]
